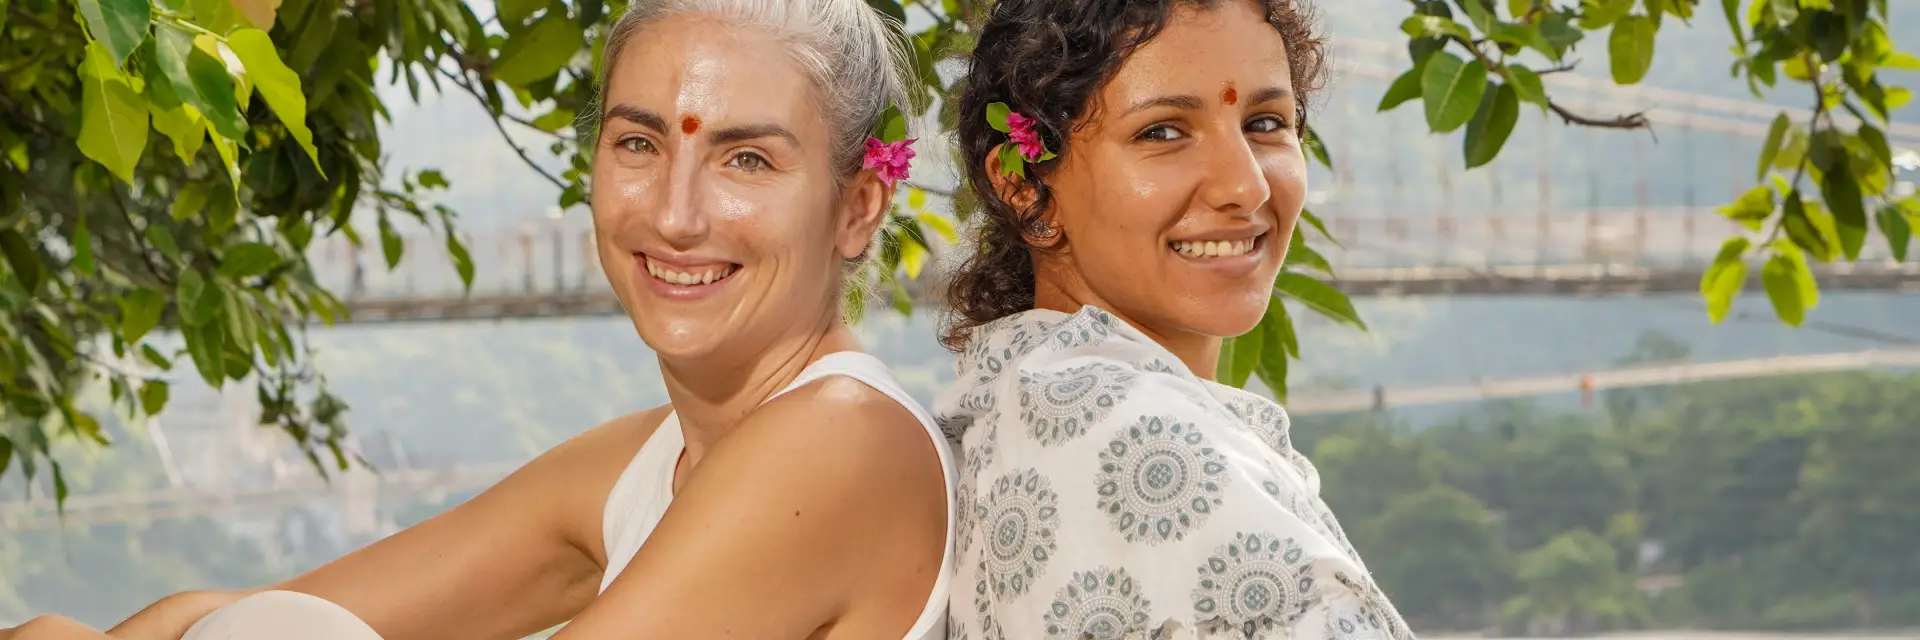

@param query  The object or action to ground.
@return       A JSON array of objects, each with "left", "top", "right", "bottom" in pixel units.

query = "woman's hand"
[{"left": 0, "top": 615, "right": 113, "bottom": 640}]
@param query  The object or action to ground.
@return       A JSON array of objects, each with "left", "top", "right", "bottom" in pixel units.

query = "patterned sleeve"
[{"left": 948, "top": 348, "right": 1412, "bottom": 640}]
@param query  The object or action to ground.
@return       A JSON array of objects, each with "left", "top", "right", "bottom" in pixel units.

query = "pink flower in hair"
[
  {"left": 1005, "top": 112, "right": 1046, "bottom": 162},
  {"left": 863, "top": 137, "right": 917, "bottom": 186}
]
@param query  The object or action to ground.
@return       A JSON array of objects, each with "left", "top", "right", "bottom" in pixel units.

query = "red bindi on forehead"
[
  {"left": 1222, "top": 86, "right": 1238, "bottom": 105},
  {"left": 681, "top": 115, "right": 701, "bottom": 135}
]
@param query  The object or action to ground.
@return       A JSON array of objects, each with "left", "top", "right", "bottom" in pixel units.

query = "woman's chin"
[
  {"left": 1183, "top": 297, "right": 1277, "bottom": 340},
  {"left": 630, "top": 318, "right": 730, "bottom": 363}
]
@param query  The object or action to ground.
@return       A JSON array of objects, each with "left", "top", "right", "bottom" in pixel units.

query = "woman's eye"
[
  {"left": 1246, "top": 115, "right": 1290, "bottom": 134},
  {"left": 728, "top": 152, "right": 770, "bottom": 172},
  {"left": 619, "top": 137, "right": 656, "bottom": 154},
  {"left": 1138, "top": 124, "right": 1186, "bottom": 142}
]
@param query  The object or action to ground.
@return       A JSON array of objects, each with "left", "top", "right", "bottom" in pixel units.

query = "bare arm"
[
  {"left": 107, "top": 408, "right": 670, "bottom": 640},
  {"left": 556, "top": 380, "right": 948, "bottom": 639},
  {"left": 1, "top": 615, "right": 113, "bottom": 640}
]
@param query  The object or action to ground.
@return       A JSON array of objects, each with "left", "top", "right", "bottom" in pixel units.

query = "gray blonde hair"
[{"left": 594, "top": 0, "right": 919, "bottom": 179}]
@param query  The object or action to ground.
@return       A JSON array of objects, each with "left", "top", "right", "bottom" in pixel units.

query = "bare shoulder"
[
  {"left": 733, "top": 376, "right": 946, "bottom": 491},
  {"left": 564, "top": 382, "right": 947, "bottom": 637}
]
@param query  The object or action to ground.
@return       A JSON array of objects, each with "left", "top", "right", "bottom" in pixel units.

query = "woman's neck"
[
  {"left": 1032, "top": 271, "right": 1222, "bottom": 380},
  {"left": 658, "top": 318, "right": 862, "bottom": 467}
]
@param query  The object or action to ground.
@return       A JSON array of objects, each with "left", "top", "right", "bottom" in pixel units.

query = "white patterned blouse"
[{"left": 933, "top": 305, "right": 1415, "bottom": 640}]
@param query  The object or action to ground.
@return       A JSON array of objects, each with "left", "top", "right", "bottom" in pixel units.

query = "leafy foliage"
[{"left": 2, "top": 0, "right": 1912, "bottom": 498}]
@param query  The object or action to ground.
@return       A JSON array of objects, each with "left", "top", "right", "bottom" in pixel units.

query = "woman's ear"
[
  {"left": 985, "top": 144, "right": 1065, "bottom": 251},
  {"left": 838, "top": 170, "right": 895, "bottom": 260},
  {"left": 983, "top": 143, "right": 1039, "bottom": 213}
]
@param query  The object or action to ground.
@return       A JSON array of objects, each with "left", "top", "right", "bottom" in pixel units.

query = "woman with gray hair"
[{"left": 0, "top": 2, "right": 955, "bottom": 639}]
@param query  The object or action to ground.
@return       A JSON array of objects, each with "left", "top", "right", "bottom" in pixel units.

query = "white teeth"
[
  {"left": 1172, "top": 238, "right": 1256, "bottom": 258},
  {"left": 646, "top": 259, "right": 733, "bottom": 286}
]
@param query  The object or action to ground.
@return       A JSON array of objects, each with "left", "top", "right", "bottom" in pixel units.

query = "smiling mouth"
[
  {"left": 1170, "top": 233, "right": 1266, "bottom": 258},
  {"left": 642, "top": 255, "right": 740, "bottom": 287}
]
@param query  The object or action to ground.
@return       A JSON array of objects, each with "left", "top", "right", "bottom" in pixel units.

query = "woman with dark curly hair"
[{"left": 933, "top": 1, "right": 1413, "bottom": 638}]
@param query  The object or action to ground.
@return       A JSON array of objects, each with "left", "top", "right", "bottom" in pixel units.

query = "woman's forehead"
[{"left": 604, "top": 18, "right": 827, "bottom": 136}]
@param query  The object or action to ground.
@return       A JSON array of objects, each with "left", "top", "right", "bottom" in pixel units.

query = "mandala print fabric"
[{"left": 934, "top": 306, "right": 1415, "bottom": 640}]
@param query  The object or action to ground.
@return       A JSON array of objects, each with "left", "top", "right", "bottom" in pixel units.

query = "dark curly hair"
[{"left": 940, "top": 0, "right": 1328, "bottom": 351}]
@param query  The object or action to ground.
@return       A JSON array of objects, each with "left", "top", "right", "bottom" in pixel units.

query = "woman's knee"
[{"left": 181, "top": 591, "right": 383, "bottom": 640}]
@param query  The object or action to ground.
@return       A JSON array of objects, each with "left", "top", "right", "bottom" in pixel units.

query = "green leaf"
[
  {"left": 150, "top": 102, "right": 208, "bottom": 161},
  {"left": 77, "top": 0, "right": 151, "bottom": 65},
  {"left": 51, "top": 462, "right": 68, "bottom": 510},
  {"left": 1700, "top": 236, "right": 1750, "bottom": 324},
  {"left": 1757, "top": 113, "right": 1790, "bottom": 181},
  {"left": 531, "top": 107, "right": 577, "bottom": 133},
  {"left": 446, "top": 232, "right": 475, "bottom": 289},
  {"left": 138, "top": 380, "right": 170, "bottom": 416},
  {"left": 1254, "top": 299, "right": 1295, "bottom": 399},
  {"left": 147, "top": 224, "right": 181, "bottom": 262},
  {"left": 1539, "top": 11, "right": 1585, "bottom": 50},
  {"left": 493, "top": 13, "right": 587, "bottom": 87},
  {"left": 996, "top": 144, "right": 1025, "bottom": 178},
  {"left": 211, "top": 127, "right": 242, "bottom": 185},
  {"left": 1299, "top": 209, "right": 1340, "bottom": 247},
  {"left": 155, "top": 26, "right": 247, "bottom": 140},
  {"left": 1580, "top": 0, "right": 1635, "bottom": 28},
  {"left": 1401, "top": 15, "right": 1473, "bottom": 40},
  {"left": 1508, "top": 0, "right": 1535, "bottom": 19},
  {"left": 917, "top": 212, "right": 958, "bottom": 244},
  {"left": 1877, "top": 204, "right": 1911, "bottom": 262},
  {"left": 907, "top": 187, "right": 928, "bottom": 211},
  {"left": 171, "top": 182, "right": 212, "bottom": 222},
  {"left": 140, "top": 343, "right": 172, "bottom": 370},
  {"left": 1885, "top": 52, "right": 1920, "bottom": 70},
  {"left": 176, "top": 268, "right": 223, "bottom": 326},
  {"left": 1378, "top": 67, "right": 1425, "bottom": 112},
  {"left": 0, "top": 229, "right": 40, "bottom": 293},
  {"left": 1819, "top": 169, "right": 1867, "bottom": 260},
  {"left": 1720, "top": 0, "right": 1745, "bottom": 47},
  {"left": 1761, "top": 242, "right": 1818, "bottom": 326},
  {"left": 1717, "top": 185, "right": 1776, "bottom": 230},
  {"left": 77, "top": 41, "right": 150, "bottom": 183},
  {"left": 1274, "top": 272, "right": 1366, "bottom": 330},
  {"left": 184, "top": 319, "right": 226, "bottom": 387},
  {"left": 496, "top": 0, "right": 542, "bottom": 26},
  {"left": 1857, "top": 124, "right": 1892, "bottom": 178},
  {"left": 188, "top": 0, "right": 240, "bottom": 35},
  {"left": 73, "top": 215, "right": 95, "bottom": 276},
  {"left": 120, "top": 288, "right": 163, "bottom": 344},
  {"left": 1217, "top": 322, "right": 1265, "bottom": 388},
  {"left": 378, "top": 215, "right": 404, "bottom": 268},
  {"left": 1886, "top": 87, "right": 1913, "bottom": 111},
  {"left": 899, "top": 235, "right": 929, "bottom": 280},
  {"left": 986, "top": 102, "right": 1012, "bottom": 133},
  {"left": 883, "top": 110, "right": 909, "bottom": 143},
  {"left": 1609, "top": 15, "right": 1656, "bottom": 84},
  {"left": 1464, "top": 83, "right": 1519, "bottom": 168},
  {"left": 229, "top": 29, "right": 322, "bottom": 173},
  {"left": 219, "top": 242, "right": 282, "bottom": 278},
  {"left": 1781, "top": 194, "right": 1833, "bottom": 260},
  {"left": 1421, "top": 53, "right": 1486, "bottom": 133},
  {"left": 417, "top": 169, "right": 450, "bottom": 190},
  {"left": 1284, "top": 229, "right": 1335, "bottom": 275},
  {"left": 867, "top": 0, "right": 907, "bottom": 24},
  {"left": 1506, "top": 65, "right": 1548, "bottom": 112}
]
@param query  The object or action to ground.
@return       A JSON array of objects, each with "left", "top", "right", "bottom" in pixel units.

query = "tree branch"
[
  {"left": 1445, "top": 32, "right": 1651, "bottom": 134},
  {"left": 438, "top": 68, "right": 569, "bottom": 192},
  {"left": 1547, "top": 100, "right": 1651, "bottom": 130}
]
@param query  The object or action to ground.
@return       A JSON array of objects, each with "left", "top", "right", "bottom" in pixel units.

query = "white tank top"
[{"left": 597, "top": 351, "right": 956, "bottom": 639}]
